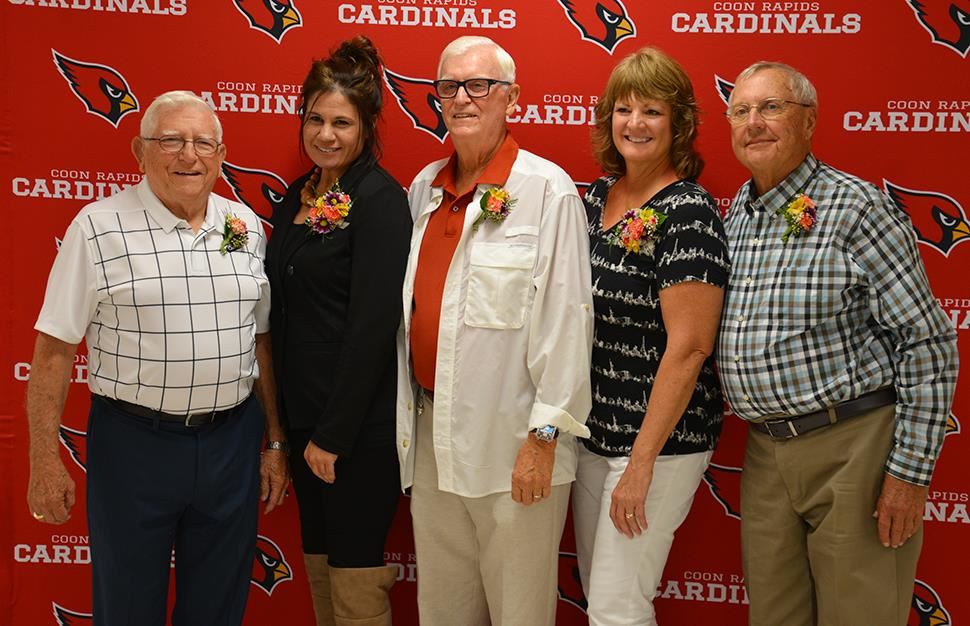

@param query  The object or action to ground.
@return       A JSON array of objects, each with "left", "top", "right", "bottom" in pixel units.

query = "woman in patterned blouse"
[{"left": 572, "top": 47, "right": 731, "bottom": 626}]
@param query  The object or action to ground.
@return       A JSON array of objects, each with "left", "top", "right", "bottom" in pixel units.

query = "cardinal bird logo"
[
  {"left": 702, "top": 463, "right": 742, "bottom": 520},
  {"left": 232, "top": 0, "right": 302, "bottom": 43},
  {"left": 945, "top": 413, "right": 961, "bottom": 436},
  {"left": 384, "top": 69, "right": 448, "bottom": 143},
  {"left": 907, "top": 0, "right": 970, "bottom": 58},
  {"left": 557, "top": 552, "right": 588, "bottom": 613},
  {"left": 909, "top": 579, "right": 951, "bottom": 626},
  {"left": 58, "top": 426, "right": 88, "bottom": 473},
  {"left": 251, "top": 535, "right": 293, "bottom": 595},
  {"left": 714, "top": 74, "right": 735, "bottom": 106},
  {"left": 884, "top": 181, "right": 970, "bottom": 257},
  {"left": 221, "top": 162, "right": 288, "bottom": 234},
  {"left": 52, "top": 603, "right": 93, "bottom": 625},
  {"left": 557, "top": 0, "right": 636, "bottom": 54},
  {"left": 52, "top": 50, "right": 138, "bottom": 128}
]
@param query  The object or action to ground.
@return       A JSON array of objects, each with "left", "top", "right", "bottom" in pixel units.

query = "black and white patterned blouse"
[{"left": 583, "top": 176, "right": 730, "bottom": 456}]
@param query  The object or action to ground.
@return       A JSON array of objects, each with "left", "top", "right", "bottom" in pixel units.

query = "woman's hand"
[
  {"left": 305, "top": 441, "right": 339, "bottom": 484},
  {"left": 610, "top": 457, "right": 654, "bottom": 538}
]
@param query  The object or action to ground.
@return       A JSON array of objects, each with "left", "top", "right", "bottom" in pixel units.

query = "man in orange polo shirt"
[{"left": 395, "top": 36, "right": 594, "bottom": 626}]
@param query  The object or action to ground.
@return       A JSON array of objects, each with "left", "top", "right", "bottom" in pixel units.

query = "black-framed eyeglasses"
[
  {"left": 141, "top": 136, "right": 221, "bottom": 156},
  {"left": 433, "top": 78, "right": 512, "bottom": 99},
  {"left": 725, "top": 98, "right": 813, "bottom": 126}
]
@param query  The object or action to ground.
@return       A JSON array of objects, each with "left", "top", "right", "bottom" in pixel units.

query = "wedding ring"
[
  {"left": 624, "top": 513, "right": 634, "bottom": 519},
  {"left": 32, "top": 512, "right": 44, "bottom": 520},
  {"left": 533, "top": 494, "right": 541, "bottom": 500}
]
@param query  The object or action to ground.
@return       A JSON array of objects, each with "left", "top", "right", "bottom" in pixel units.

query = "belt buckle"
[
  {"left": 763, "top": 419, "right": 799, "bottom": 440},
  {"left": 184, "top": 411, "right": 214, "bottom": 427}
]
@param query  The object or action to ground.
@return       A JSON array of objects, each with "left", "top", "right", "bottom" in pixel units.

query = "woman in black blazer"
[{"left": 265, "top": 36, "right": 411, "bottom": 626}]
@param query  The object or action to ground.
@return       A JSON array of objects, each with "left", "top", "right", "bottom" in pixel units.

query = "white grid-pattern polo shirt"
[{"left": 36, "top": 179, "right": 270, "bottom": 414}]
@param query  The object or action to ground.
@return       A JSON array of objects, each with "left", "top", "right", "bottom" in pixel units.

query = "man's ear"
[
  {"left": 804, "top": 106, "right": 818, "bottom": 138},
  {"left": 505, "top": 83, "right": 521, "bottom": 116},
  {"left": 131, "top": 136, "right": 146, "bottom": 173}
]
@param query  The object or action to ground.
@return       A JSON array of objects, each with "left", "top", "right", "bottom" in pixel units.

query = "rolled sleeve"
[{"left": 526, "top": 189, "right": 593, "bottom": 439}]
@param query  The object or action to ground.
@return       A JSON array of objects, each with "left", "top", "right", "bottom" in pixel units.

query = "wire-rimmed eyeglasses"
[
  {"left": 141, "top": 136, "right": 221, "bottom": 157},
  {"left": 725, "top": 98, "right": 813, "bottom": 126}
]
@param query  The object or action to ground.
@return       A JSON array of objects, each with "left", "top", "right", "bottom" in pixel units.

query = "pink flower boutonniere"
[
  {"left": 473, "top": 186, "right": 516, "bottom": 229},
  {"left": 777, "top": 193, "right": 817, "bottom": 243},
  {"left": 607, "top": 207, "right": 667, "bottom": 255},
  {"left": 220, "top": 213, "right": 249, "bottom": 254},
  {"left": 301, "top": 170, "right": 352, "bottom": 236}
]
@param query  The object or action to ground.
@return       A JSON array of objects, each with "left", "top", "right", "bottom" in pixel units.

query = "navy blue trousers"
[{"left": 86, "top": 395, "right": 264, "bottom": 626}]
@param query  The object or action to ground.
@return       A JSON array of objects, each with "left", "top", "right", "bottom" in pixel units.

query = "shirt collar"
[
  {"left": 136, "top": 178, "right": 218, "bottom": 234},
  {"left": 431, "top": 132, "right": 519, "bottom": 196},
  {"left": 744, "top": 153, "right": 818, "bottom": 214}
]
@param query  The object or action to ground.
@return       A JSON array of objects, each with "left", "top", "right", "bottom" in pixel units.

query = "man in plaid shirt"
[{"left": 717, "top": 62, "right": 958, "bottom": 626}]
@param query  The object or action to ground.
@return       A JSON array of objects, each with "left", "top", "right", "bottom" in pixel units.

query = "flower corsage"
[
  {"left": 777, "top": 193, "right": 817, "bottom": 243},
  {"left": 301, "top": 169, "right": 352, "bottom": 236},
  {"left": 220, "top": 213, "right": 249, "bottom": 254},
  {"left": 473, "top": 186, "right": 516, "bottom": 229},
  {"left": 607, "top": 207, "right": 667, "bottom": 255}
]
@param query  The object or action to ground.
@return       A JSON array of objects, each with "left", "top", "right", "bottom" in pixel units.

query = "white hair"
[
  {"left": 139, "top": 90, "right": 223, "bottom": 141},
  {"left": 731, "top": 61, "right": 818, "bottom": 106},
  {"left": 437, "top": 36, "right": 516, "bottom": 82}
]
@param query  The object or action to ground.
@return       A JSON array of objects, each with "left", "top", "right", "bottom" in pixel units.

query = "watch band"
[{"left": 265, "top": 440, "right": 290, "bottom": 453}]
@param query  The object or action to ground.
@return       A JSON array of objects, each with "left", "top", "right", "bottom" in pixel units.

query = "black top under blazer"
[{"left": 266, "top": 155, "right": 411, "bottom": 456}]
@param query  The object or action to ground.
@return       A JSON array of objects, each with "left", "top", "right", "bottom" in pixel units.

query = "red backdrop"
[{"left": 3, "top": 1, "right": 968, "bottom": 624}]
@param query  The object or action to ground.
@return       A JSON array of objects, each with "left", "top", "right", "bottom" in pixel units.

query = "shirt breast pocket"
[{"left": 465, "top": 242, "right": 537, "bottom": 330}]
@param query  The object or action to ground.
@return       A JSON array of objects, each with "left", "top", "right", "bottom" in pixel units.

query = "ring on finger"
[
  {"left": 533, "top": 494, "right": 542, "bottom": 500},
  {"left": 624, "top": 512, "right": 634, "bottom": 519}
]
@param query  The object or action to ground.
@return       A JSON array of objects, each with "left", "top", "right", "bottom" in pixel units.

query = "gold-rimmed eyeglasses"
[{"left": 725, "top": 98, "right": 813, "bottom": 126}]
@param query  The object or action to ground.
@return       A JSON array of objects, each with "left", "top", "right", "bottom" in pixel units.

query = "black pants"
[
  {"left": 87, "top": 394, "right": 263, "bottom": 626},
  {"left": 288, "top": 430, "right": 401, "bottom": 568}
]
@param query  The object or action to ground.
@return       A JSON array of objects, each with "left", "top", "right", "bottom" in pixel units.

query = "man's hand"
[
  {"left": 260, "top": 449, "right": 289, "bottom": 514},
  {"left": 305, "top": 441, "right": 339, "bottom": 484},
  {"left": 874, "top": 473, "right": 927, "bottom": 548},
  {"left": 610, "top": 458, "right": 653, "bottom": 538},
  {"left": 511, "top": 433, "right": 556, "bottom": 505},
  {"left": 27, "top": 454, "right": 75, "bottom": 524}
]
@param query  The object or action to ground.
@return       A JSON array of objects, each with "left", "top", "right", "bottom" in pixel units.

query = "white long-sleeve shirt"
[{"left": 396, "top": 148, "right": 593, "bottom": 497}]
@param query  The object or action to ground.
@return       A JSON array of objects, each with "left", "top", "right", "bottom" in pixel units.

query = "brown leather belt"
[
  {"left": 101, "top": 395, "right": 247, "bottom": 427},
  {"left": 751, "top": 387, "right": 896, "bottom": 441}
]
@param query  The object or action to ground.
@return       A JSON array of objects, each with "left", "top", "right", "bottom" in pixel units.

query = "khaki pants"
[
  {"left": 741, "top": 404, "right": 922, "bottom": 626},
  {"left": 410, "top": 397, "right": 570, "bottom": 626}
]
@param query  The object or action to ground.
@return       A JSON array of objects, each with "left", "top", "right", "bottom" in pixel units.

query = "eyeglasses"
[
  {"left": 432, "top": 78, "right": 511, "bottom": 99},
  {"left": 725, "top": 98, "right": 813, "bottom": 126},
  {"left": 141, "top": 136, "right": 221, "bottom": 156}
]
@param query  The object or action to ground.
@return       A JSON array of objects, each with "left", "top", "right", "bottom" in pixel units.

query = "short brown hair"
[
  {"left": 592, "top": 47, "right": 703, "bottom": 180},
  {"left": 299, "top": 36, "right": 384, "bottom": 163}
]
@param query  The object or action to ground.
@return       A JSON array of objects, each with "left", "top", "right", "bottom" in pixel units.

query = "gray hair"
[
  {"left": 437, "top": 36, "right": 516, "bottom": 82},
  {"left": 139, "top": 90, "right": 223, "bottom": 142},
  {"left": 731, "top": 61, "right": 818, "bottom": 106}
]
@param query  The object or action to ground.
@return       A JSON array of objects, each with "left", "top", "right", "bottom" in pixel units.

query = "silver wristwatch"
[{"left": 532, "top": 425, "right": 559, "bottom": 443}]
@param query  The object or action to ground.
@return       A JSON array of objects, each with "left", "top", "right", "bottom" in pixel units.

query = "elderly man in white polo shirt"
[
  {"left": 25, "top": 91, "right": 288, "bottom": 626},
  {"left": 397, "top": 36, "right": 593, "bottom": 626}
]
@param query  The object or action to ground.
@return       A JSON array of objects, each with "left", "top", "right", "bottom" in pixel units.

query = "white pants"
[
  {"left": 572, "top": 444, "right": 712, "bottom": 626},
  {"left": 411, "top": 397, "right": 570, "bottom": 626}
]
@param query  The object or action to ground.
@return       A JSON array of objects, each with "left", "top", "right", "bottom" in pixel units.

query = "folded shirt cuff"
[{"left": 528, "top": 402, "right": 590, "bottom": 438}]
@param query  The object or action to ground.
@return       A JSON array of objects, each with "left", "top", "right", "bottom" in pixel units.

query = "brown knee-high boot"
[
  {"left": 329, "top": 564, "right": 397, "bottom": 626},
  {"left": 303, "top": 554, "right": 336, "bottom": 626}
]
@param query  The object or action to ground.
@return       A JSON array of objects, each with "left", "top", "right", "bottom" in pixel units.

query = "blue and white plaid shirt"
[{"left": 717, "top": 154, "right": 959, "bottom": 486}]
